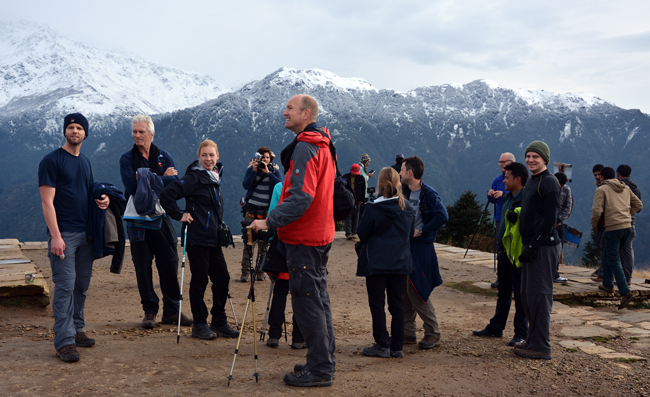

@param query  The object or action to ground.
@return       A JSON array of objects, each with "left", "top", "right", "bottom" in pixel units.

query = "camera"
[{"left": 254, "top": 152, "right": 267, "bottom": 171}]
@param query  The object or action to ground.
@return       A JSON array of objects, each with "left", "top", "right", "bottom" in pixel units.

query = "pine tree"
[
  {"left": 581, "top": 230, "right": 601, "bottom": 268},
  {"left": 436, "top": 190, "right": 493, "bottom": 248}
]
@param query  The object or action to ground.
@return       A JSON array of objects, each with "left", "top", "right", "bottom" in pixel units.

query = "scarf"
[{"left": 131, "top": 143, "right": 161, "bottom": 176}]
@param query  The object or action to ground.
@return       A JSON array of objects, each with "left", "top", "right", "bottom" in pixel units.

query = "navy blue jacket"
[
  {"left": 403, "top": 182, "right": 448, "bottom": 302},
  {"left": 356, "top": 196, "right": 415, "bottom": 277},
  {"left": 87, "top": 182, "right": 126, "bottom": 272},
  {"left": 242, "top": 165, "right": 283, "bottom": 204},
  {"left": 160, "top": 161, "right": 224, "bottom": 247}
]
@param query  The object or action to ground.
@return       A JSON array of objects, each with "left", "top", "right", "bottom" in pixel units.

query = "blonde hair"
[
  {"left": 377, "top": 167, "right": 405, "bottom": 210},
  {"left": 197, "top": 139, "right": 218, "bottom": 156}
]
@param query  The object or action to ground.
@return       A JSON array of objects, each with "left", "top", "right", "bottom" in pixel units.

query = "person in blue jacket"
[
  {"left": 240, "top": 147, "right": 283, "bottom": 281},
  {"left": 160, "top": 139, "right": 239, "bottom": 340},
  {"left": 356, "top": 167, "right": 415, "bottom": 359},
  {"left": 399, "top": 156, "right": 448, "bottom": 350},
  {"left": 487, "top": 152, "right": 515, "bottom": 288}
]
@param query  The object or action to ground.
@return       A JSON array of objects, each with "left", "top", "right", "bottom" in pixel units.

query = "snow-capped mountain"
[{"left": 0, "top": 21, "right": 230, "bottom": 134}]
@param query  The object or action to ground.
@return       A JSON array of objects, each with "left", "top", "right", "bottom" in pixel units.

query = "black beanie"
[
  {"left": 600, "top": 167, "right": 615, "bottom": 180},
  {"left": 64, "top": 113, "right": 89, "bottom": 139}
]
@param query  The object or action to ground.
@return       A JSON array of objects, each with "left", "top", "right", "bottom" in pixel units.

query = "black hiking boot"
[
  {"left": 211, "top": 323, "right": 239, "bottom": 338},
  {"left": 56, "top": 344, "right": 80, "bottom": 362},
  {"left": 284, "top": 369, "right": 332, "bottom": 387},
  {"left": 75, "top": 331, "right": 95, "bottom": 347},
  {"left": 192, "top": 323, "right": 217, "bottom": 340}
]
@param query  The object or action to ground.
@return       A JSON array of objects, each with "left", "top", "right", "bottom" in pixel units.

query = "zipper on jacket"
[{"left": 206, "top": 211, "right": 210, "bottom": 230}]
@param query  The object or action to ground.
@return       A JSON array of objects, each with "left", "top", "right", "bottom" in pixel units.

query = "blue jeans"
[
  {"left": 48, "top": 232, "right": 94, "bottom": 350},
  {"left": 603, "top": 228, "right": 632, "bottom": 296}
]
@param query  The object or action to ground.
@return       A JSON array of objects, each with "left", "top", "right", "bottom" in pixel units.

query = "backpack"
[{"left": 319, "top": 132, "right": 355, "bottom": 221}]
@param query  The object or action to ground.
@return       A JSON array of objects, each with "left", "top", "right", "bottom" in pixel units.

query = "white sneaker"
[{"left": 554, "top": 276, "right": 568, "bottom": 283}]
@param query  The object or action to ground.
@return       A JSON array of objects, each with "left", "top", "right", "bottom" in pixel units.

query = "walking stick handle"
[{"left": 247, "top": 226, "right": 254, "bottom": 246}]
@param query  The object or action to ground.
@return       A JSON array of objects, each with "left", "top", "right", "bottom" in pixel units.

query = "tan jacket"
[{"left": 591, "top": 179, "right": 643, "bottom": 232}]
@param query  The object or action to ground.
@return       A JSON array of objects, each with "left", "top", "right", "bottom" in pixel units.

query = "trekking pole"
[
  {"left": 177, "top": 225, "right": 188, "bottom": 344},
  {"left": 259, "top": 276, "right": 275, "bottom": 341},
  {"left": 464, "top": 200, "right": 491, "bottom": 258},
  {"left": 227, "top": 293, "right": 239, "bottom": 330},
  {"left": 493, "top": 201, "right": 497, "bottom": 272}
]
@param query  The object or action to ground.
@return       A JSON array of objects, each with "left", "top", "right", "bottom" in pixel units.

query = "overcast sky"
[{"left": 5, "top": 0, "right": 650, "bottom": 113}]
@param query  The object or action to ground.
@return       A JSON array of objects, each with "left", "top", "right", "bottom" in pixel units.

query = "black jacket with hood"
[
  {"left": 160, "top": 160, "right": 223, "bottom": 247},
  {"left": 356, "top": 195, "right": 415, "bottom": 276}
]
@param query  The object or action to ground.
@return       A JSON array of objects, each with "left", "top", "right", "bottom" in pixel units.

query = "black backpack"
[{"left": 320, "top": 132, "right": 355, "bottom": 221}]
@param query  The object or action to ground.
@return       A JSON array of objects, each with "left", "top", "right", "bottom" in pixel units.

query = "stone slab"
[
  {"left": 550, "top": 314, "right": 584, "bottom": 326},
  {"left": 560, "top": 325, "right": 618, "bottom": 338},
  {"left": 586, "top": 320, "right": 633, "bottom": 329},
  {"left": 623, "top": 328, "right": 650, "bottom": 338},
  {"left": 0, "top": 258, "right": 31, "bottom": 265},
  {"left": 597, "top": 353, "right": 646, "bottom": 361},
  {"left": 615, "top": 312, "right": 650, "bottom": 323},
  {"left": 638, "top": 322, "right": 650, "bottom": 330},
  {"left": 579, "top": 345, "right": 616, "bottom": 354},
  {"left": 472, "top": 282, "right": 494, "bottom": 290},
  {"left": 0, "top": 239, "right": 20, "bottom": 245},
  {"left": 558, "top": 340, "right": 595, "bottom": 348}
]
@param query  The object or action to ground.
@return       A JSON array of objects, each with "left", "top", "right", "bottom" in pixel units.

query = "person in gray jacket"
[
  {"left": 356, "top": 167, "right": 415, "bottom": 359},
  {"left": 553, "top": 172, "right": 572, "bottom": 283}
]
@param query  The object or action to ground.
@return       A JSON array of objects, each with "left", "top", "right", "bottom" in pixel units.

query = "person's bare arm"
[{"left": 40, "top": 185, "right": 65, "bottom": 257}]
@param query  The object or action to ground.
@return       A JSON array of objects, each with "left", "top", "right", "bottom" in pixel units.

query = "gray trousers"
[
  {"left": 619, "top": 225, "right": 636, "bottom": 283},
  {"left": 403, "top": 277, "right": 441, "bottom": 340},
  {"left": 520, "top": 244, "right": 560, "bottom": 354},
  {"left": 287, "top": 243, "right": 336, "bottom": 378},
  {"left": 48, "top": 232, "right": 94, "bottom": 350}
]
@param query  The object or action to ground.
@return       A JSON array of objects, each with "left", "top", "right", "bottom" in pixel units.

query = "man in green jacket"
[{"left": 473, "top": 162, "right": 528, "bottom": 346}]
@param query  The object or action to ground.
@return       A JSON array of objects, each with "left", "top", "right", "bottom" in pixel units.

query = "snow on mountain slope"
[{"left": 0, "top": 21, "right": 230, "bottom": 117}]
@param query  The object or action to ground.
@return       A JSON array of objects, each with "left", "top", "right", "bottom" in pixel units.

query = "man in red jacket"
[{"left": 252, "top": 94, "right": 336, "bottom": 387}]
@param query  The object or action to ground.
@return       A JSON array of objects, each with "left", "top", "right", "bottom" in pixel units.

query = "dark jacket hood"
[{"left": 368, "top": 196, "right": 403, "bottom": 219}]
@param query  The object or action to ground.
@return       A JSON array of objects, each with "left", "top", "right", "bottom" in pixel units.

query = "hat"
[
  {"left": 64, "top": 113, "right": 89, "bottom": 139},
  {"left": 351, "top": 164, "right": 361, "bottom": 175},
  {"left": 360, "top": 154, "right": 371, "bottom": 162},
  {"left": 395, "top": 153, "right": 404, "bottom": 161},
  {"left": 525, "top": 140, "right": 550, "bottom": 165}
]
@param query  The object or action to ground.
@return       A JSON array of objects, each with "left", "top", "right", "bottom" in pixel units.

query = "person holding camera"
[
  {"left": 160, "top": 139, "right": 239, "bottom": 340},
  {"left": 240, "top": 147, "right": 283, "bottom": 282},
  {"left": 356, "top": 167, "right": 415, "bottom": 359},
  {"left": 343, "top": 164, "right": 366, "bottom": 239}
]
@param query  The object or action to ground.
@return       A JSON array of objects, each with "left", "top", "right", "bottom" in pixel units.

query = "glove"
[
  {"left": 519, "top": 244, "right": 539, "bottom": 263},
  {"left": 505, "top": 208, "right": 518, "bottom": 224}
]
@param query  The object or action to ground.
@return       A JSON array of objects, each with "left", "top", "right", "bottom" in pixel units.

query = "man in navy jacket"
[{"left": 400, "top": 156, "right": 448, "bottom": 350}]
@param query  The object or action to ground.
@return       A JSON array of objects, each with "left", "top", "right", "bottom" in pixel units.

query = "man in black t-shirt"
[
  {"left": 39, "top": 113, "right": 110, "bottom": 362},
  {"left": 514, "top": 141, "right": 560, "bottom": 361}
]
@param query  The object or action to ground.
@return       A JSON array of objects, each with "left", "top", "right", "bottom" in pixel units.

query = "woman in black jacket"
[
  {"left": 160, "top": 140, "right": 239, "bottom": 340},
  {"left": 356, "top": 167, "right": 415, "bottom": 358}
]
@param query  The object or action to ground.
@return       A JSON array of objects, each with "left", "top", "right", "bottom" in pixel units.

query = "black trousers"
[
  {"left": 287, "top": 243, "right": 336, "bottom": 378},
  {"left": 366, "top": 273, "right": 406, "bottom": 351},
  {"left": 130, "top": 229, "right": 180, "bottom": 316},
  {"left": 186, "top": 245, "right": 230, "bottom": 326},
  {"left": 486, "top": 251, "right": 527, "bottom": 339},
  {"left": 267, "top": 278, "right": 304, "bottom": 342}
]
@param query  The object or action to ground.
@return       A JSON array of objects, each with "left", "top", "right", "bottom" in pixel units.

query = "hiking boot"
[
  {"left": 192, "top": 323, "right": 217, "bottom": 340},
  {"left": 514, "top": 347, "right": 551, "bottom": 360},
  {"left": 291, "top": 341, "right": 308, "bottom": 349},
  {"left": 56, "top": 343, "right": 80, "bottom": 362},
  {"left": 256, "top": 271, "right": 266, "bottom": 281},
  {"left": 490, "top": 280, "right": 499, "bottom": 289},
  {"left": 363, "top": 343, "right": 390, "bottom": 358},
  {"left": 591, "top": 276, "right": 603, "bottom": 282},
  {"left": 404, "top": 336, "right": 417, "bottom": 344},
  {"left": 554, "top": 276, "right": 568, "bottom": 283},
  {"left": 161, "top": 313, "right": 193, "bottom": 326},
  {"left": 284, "top": 369, "right": 332, "bottom": 387},
  {"left": 346, "top": 234, "right": 353, "bottom": 240},
  {"left": 473, "top": 327, "right": 503, "bottom": 338},
  {"left": 266, "top": 338, "right": 279, "bottom": 347},
  {"left": 619, "top": 292, "right": 635, "bottom": 310},
  {"left": 75, "top": 331, "right": 95, "bottom": 347},
  {"left": 598, "top": 284, "right": 614, "bottom": 294},
  {"left": 211, "top": 323, "right": 239, "bottom": 338},
  {"left": 390, "top": 349, "right": 404, "bottom": 358},
  {"left": 514, "top": 340, "right": 529, "bottom": 349},
  {"left": 508, "top": 336, "right": 526, "bottom": 347},
  {"left": 240, "top": 273, "right": 249, "bottom": 282},
  {"left": 419, "top": 335, "right": 440, "bottom": 349},
  {"left": 293, "top": 364, "right": 336, "bottom": 379},
  {"left": 142, "top": 313, "right": 156, "bottom": 329}
]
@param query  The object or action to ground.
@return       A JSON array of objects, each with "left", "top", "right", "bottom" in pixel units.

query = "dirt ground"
[{"left": 1, "top": 236, "right": 649, "bottom": 396}]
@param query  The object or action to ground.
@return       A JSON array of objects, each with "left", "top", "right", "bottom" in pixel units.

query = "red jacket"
[{"left": 267, "top": 127, "right": 335, "bottom": 246}]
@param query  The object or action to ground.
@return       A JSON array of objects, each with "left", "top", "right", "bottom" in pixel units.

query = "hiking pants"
[{"left": 287, "top": 243, "right": 336, "bottom": 378}]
